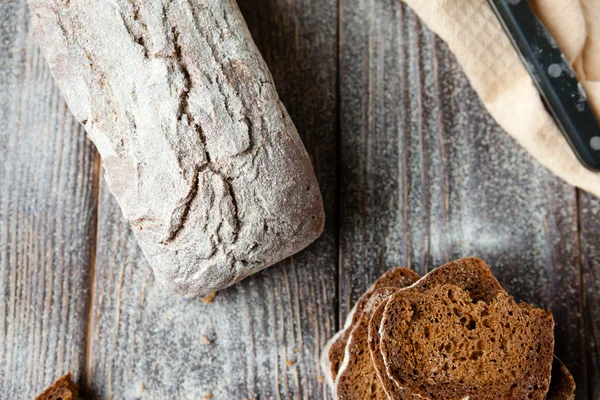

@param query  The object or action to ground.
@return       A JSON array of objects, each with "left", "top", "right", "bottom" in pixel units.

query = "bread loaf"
[
  {"left": 28, "top": 0, "right": 325, "bottom": 297},
  {"left": 379, "top": 258, "right": 555, "bottom": 400}
]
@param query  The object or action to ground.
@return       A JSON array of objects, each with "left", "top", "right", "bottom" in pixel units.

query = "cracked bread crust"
[
  {"left": 28, "top": 0, "right": 324, "bottom": 298},
  {"left": 379, "top": 258, "right": 555, "bottom": 400}
]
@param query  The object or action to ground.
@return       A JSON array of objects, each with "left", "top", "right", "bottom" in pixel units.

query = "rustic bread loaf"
[
  {"left": 334, "top": 287, "right": 403, "bottom": 400},
  {"left": 28, "top": 0, "right": 324, "bottom": 298},
  {"left": 35, "top": 373, "right": 80, "bottom": 400},
  {"left": 547, "top": 357, "right": 576, "bottom": 400},
  {"left": 321, "top": 268, "right": 420, "bottom": 388},
  {"left": 379, "top": 258, "right": 555, "bottom": 400}
]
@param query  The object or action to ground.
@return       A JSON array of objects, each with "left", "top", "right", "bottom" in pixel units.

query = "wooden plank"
[
  {"left": 0, "top": 1, "right": 99, "bottom": 398},
  {"left": 338, "top": 1, "right": 588, "bottom": 398},
  {"left": 580, "top": 190, "right": 600, "bottom": 399},
  {"left": 0, "top": 1, "right": 595, "bottom": 399},
  {"left": 84, "top": 0, "right": 338, "bottom": 398}
]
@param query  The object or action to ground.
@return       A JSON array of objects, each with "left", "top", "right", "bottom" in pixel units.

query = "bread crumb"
[
  {"left": 203, "top": 292, "right": 217, "bottom": 304},
  {"left": 203, "top": 393, "right": 212, "bottom": 399},
  {"left": 34, "top": 373, "right": 79, "bottom": 400},
  {"left": 201, "top": 335, "right": 212, "bottom": 345},
  {"left": 286, "top": 359, "right": 295, "bottom": 366}
]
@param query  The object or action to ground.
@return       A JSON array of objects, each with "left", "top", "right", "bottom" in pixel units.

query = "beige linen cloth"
[{"left": 402, "top": 0, "right": 600, "bottom": 197}]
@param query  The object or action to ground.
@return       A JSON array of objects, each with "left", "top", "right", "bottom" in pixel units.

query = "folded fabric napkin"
[{"left": 403, "top": 0, "right": 600, "bottom": 197}]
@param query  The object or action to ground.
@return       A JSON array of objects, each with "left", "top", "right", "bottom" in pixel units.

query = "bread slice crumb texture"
[
  {"left": 368, "top": 296, "right": 412, "bottom": 399},
  {"left": 335, "top": 287, "right": 402, "bottom": 400},
  {"left": 35, "top": 373, "right": 80, "bottom": 400},
  {"left": 380, "top": 258, "right": 554, "bottom": 400},
  {"left": 322, "top": 267, "right": 420, "bottom": 386}
]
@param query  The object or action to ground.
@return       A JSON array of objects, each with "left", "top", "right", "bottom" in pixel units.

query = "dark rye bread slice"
[
  {"left": 379, "top": 257, "right": 555, "bottom": 400},
  {"left": 335, "top": 287, "right": 404, "bottom": 399},
  {"left": 35, "top": 373, "right": 80, "bottom": 400},
  {"left": 547, "top": 357, "right": 576, "bottom": 400},
  {"left": 369, "top": 295, "right": 412, "bottom": 400},
  {"left": 321, "top": 267, "right": 420, "bottom": 388}
]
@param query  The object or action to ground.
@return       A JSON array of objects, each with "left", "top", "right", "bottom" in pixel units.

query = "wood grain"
[
  {"left": 1, "top": 0, "right": 598, "bottom": 399},
  {"left": 83, "top": 0, "right": 338, "bottom": 398},
  {"left": 580, "top": 190, "right": 600, "bottom": 400},
  {"left": 338, "top": 1, "right": 589, "bottom": 398},
  {"left": 0, "top": 1, "right": 99, "bottom": 398}
]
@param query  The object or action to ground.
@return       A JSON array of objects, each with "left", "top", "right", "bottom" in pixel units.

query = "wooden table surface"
[{"left": 1, "top": 0, "right": 599, "bottom": 399}]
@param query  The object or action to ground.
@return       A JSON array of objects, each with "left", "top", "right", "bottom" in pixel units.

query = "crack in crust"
[{"left": 161, "top": 26, "right": 243, "bottom": 245}]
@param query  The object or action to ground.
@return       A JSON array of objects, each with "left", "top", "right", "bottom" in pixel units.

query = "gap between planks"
[
  {"left": 83, "top": 154, "right": 102, "bottom": 392},
  {"left": 335, "top": 0, "right": 343, "bottom": 335},
  {"left": 577, "top": 188, "right": 594, "bottom": 400}
]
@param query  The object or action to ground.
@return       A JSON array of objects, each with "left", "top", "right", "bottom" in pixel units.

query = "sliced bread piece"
[
  {"left": 321, "top": 267, "right": 420, "bottom": 389},
  {"left": 379, "top": 257, "right": 555, "bottom": 400},
  {"left": 369, "top": 295, "right": 412, "bottom": 400},
  {"left": 35, "top": 373, "right": 80, "bottom": 400},
  {"left": 547, "top": 357, "right": 576, "bottom": 400},
  {"left": 376, "top": 257, "right": 506, "bottom": 397},
  {"left": 321, "top": 330, "right": 347, "bottom": 389},
  {"left": 334, "top": 287, "right": 407, "bottom": 399}
]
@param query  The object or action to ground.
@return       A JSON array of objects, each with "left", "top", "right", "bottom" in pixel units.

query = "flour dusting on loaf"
[{"left": 28, "top": 0, "right": 325, "bottom": 297}]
